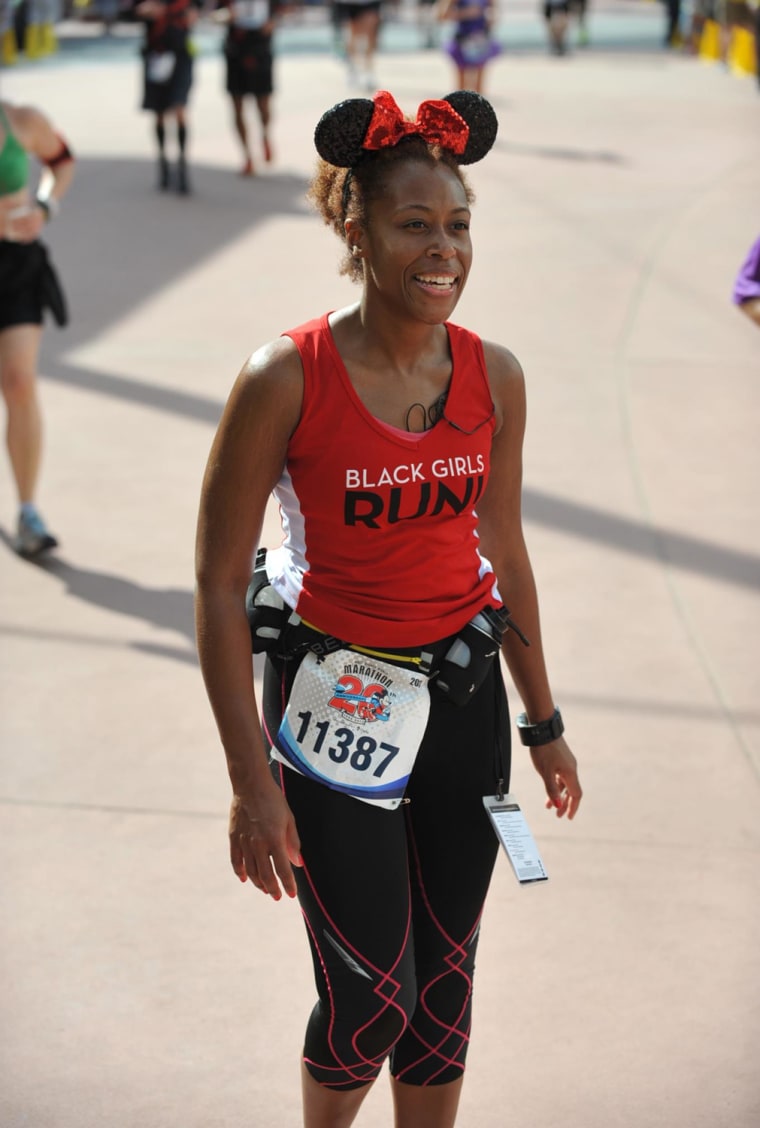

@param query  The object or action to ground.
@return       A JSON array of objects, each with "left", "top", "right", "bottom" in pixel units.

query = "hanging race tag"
[
  {"left": 272, "top": 650, "right": 431, "bottom": 809},
  {"left": 483, "top": 793, "right": 549, "bottom": 885}
]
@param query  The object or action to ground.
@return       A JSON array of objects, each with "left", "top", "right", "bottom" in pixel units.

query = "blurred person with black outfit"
[
  {"left": 216, "top": 0, "right": 282, "bottom": 176},
  {"left": 134, "top": 0, "right": 200, "bottom": 194}
]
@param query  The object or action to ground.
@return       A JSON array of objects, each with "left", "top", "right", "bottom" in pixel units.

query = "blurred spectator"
[
  {"left": 732, "top": 233, "right": 760, "bottom": 326},
  {"left": 215, "top": 0, "right": 283, "bottom": 176},
  {"left": 541, "top": 0, "right": 571, "bottom": 55},
  {"left": 0, "top": 98, "right": 75, "bottom": 557},
  {"left": 687, "top": 0, "right": 715, "bottom": 53},
  {"left": 133, "top": 0, "right": 200, "bottom": 194},
  {"left": 332, "top": 0, "right": 382, "bottom": 90},
  {"left": 569, "top": 0, "right": 589, "bottom": 46},
  {"left": 439, "top": 0, "right": 501, "bottom": 90},
  {"left": 417, "top": 0, "right": 438, "bottom": 49},
  {"left": 662, "top": 0, "right": 683, "bottom": 47}
]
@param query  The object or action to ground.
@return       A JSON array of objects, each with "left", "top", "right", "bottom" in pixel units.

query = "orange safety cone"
[
  {"left": 698, "top": 17, "right": 722, "bottom": 62},
  {"left": 728, "top": 26, "right": 757, "bottom": 76},
  {"left": 39, "top": 21, "right": 58, "bottom": 55},
  {"left": 1, "top": 25, "right": 18, "bottom": 65}
]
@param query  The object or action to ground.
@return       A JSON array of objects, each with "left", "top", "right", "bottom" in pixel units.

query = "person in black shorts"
[
  {"left": 195, "top": 88, "right": 582, "bottom": 1128},
  {"left": 0, "top": 99, "right": 74, "bottom": 557},
  {"left": 542, "top": 0, "right": 571, "bottom": 55},
  {"left": 333, "top": 0, "right": 383, "bottom": 90},
  {"left": 216, "top": 0, "right": 281, "bottom": 175},
  {"left": 134, "top": 0, "right": 200, "bottom": 194}
]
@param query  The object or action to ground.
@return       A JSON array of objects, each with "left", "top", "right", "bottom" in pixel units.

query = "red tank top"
[{"left": 265, "top": 313, "right": 501, "bottom": 648}]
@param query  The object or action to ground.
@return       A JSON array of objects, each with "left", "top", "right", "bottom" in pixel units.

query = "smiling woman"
[{"left": 194, "top": 88, "right": 582, "bottom": 1128}]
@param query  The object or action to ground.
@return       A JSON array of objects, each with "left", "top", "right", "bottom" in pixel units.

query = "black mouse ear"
[
  {"left": 314, "top": 98, "right": 376, "bottom": 167},
  {"left": 442, "top": 91, "right": 498, "bottom": 164}
]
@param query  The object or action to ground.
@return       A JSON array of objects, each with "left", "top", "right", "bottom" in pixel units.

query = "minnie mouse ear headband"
[{"left": 314, "top": 89, "right": 498, "bottom": 168}]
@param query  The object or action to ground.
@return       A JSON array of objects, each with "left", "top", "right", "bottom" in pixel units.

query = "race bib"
[
  {"left": 271, "top": 650, "right": 431, "bottom": 809},
  {"left": 147, "top": 52, "right": 176, "bottom": 83},
  {"left": 459, "top": 33, "right": 490, "bottom": 64}
]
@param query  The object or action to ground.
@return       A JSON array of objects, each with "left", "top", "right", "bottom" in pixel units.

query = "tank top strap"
[{"left": 443, "top": 322, "right": 495, "bottom": 435}]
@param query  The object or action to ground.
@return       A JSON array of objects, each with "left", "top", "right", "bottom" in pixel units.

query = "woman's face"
[{"left": 359, "top": 159, "right": 473, "bottom": 325}]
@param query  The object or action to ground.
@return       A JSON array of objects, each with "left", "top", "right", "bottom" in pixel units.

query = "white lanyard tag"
[
  {"left": 483, "top": 794, "right": 549, "bottom": 885},
  {"left": 272, "top": 650, "right": 431, "bottom": 809}
]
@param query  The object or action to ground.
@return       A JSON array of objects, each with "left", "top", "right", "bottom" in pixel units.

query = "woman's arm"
[
  {"left": 437, "top": 0, "right": 459, "bottom": 21},
  {"left": 195, "top": 337, "right": 306, "bottom": 897},
  {"left": 476, "top": 342, "right": 582, "bottom": 819},
  {"left": 5, "top": 105, "right": 75, "bottom": 241},
  {"left": 737, "top": 298, "right": 760, "bottom": 327}
]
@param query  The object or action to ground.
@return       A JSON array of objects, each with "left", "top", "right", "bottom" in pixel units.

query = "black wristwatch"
[{"left": 515, "top": 707, "right": 564, "bottom": 747}]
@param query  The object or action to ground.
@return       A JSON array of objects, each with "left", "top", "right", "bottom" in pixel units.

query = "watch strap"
[{"left": 515, "top": 707, "right": 564, "bottom": 747}]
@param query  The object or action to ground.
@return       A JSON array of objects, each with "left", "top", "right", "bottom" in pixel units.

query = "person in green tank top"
[{"left": 0, "top": 100, "right": 75, "bottom": 558}]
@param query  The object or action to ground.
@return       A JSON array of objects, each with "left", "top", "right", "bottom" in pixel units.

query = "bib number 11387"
[
  {"left": 271, "top": 650, "right": 431, "bottom": 809},
  {"left": 292, "top": 710, "right": 401, "bottom": 777}
]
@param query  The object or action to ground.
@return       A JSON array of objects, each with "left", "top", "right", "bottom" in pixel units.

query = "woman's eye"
[{"left": 405, "top": 220, "right": 426, "bottom": 230}]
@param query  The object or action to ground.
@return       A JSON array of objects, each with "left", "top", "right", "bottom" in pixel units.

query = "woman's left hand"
[{"left": 530, "top": 737, "right": 582, "bottom": 820}]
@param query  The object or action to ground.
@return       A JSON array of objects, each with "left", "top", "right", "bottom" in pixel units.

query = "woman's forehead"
[{"left": 375, "top": 160, "right": 468, "bottom": 207}]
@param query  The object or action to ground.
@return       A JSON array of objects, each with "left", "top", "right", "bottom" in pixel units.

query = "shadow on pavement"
[
  {"left": 525, "top": 487, "right": 760, "bottom": 592},
  {"left": 1, "top": 479, "right": 758, "bottom": 672},
  {"left": 499, "top": 138, "right": 628, "bottom": 165},
  {"left": 42, "top": 155, "right": 311, "bottom": 353},
  {"left": 0, "top": 530, "right": 197, "bottom": 664},
  {"left": 37, "top": 556, "right": 195, "bottom": 641},
  {"left": 38, "top": 155, "right": 312, "bottom": 420}
]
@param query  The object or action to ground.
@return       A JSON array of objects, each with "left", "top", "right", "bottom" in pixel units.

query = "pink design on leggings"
[
  {"left": 392, "top": 817, "right": 482, "bottom": 1084},
  {"left": 270, "top": 673, "right": 415, "bottom": 1090},
  {"left": 296, "top": 848, "right": 415, "bottom": 1087}
]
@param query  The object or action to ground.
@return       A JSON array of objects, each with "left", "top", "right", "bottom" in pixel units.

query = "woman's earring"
[{"left": 351, "top": 245, "right": 360, "bottom": 257}]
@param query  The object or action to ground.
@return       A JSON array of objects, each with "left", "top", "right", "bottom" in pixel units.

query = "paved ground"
[{"left": 1, "top": 16, "right": 759, "bottom": 1128}]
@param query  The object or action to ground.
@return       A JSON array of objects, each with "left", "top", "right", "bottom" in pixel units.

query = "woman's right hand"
[
  {"left": 3, "top": 205, "right": 45, "bottom": 243},
  {"left": 229, "top": 784, "right": 303, "bottom": 901}
]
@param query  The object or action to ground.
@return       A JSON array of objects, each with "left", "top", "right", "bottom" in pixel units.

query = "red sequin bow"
[{"left": 363, "top": 90, "right": 469, "bottom": 156}]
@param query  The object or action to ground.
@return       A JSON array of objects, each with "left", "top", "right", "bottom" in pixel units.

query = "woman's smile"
[{"left": 412, "top": 271, "right": 459, "bottom": 295}]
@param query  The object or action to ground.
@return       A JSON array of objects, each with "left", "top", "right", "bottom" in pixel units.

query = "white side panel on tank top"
[{"left": 266, "top": 467, "right": 309, "bottom": 612}]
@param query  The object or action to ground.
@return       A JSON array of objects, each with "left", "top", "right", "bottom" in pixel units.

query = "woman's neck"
[{"left": 333, "top": 301, "right": 450, "bottom": 375}]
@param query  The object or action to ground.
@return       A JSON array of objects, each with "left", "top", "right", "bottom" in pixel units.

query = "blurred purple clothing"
[
  {"left": 732, "top": 235, "right": 760, "bottom": 305},
  {"left": 445, "top": 0, "right": 501, "bottom": 69}
]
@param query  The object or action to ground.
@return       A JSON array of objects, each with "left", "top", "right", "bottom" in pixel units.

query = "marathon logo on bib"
[
  {"left": 272, "top": 651, "right": 431, "bottom": 808},
  {"left": 329, "top": 661, "right": 393, "bottom": 723}
]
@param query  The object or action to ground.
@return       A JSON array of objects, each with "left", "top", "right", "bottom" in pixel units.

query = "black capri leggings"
[{"left": 262, "top": 650, "right": 510, "bottom": 1089}]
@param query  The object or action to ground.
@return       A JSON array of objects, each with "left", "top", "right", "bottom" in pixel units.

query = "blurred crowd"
[{"left": 0, "top": 0, "right": 757, "bottom": 85}]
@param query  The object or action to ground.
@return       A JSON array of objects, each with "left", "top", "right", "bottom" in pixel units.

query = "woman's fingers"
[{"left": 228, "top": 792, "right": 303, "bottom": 898}]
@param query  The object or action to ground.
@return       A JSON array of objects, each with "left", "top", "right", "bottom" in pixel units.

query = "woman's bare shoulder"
[
  {"left": 481, "top": 339, "right": 526, "bottom": 422},
  {"left": 227, "top": 334, "right": 304, "bottom": 431},
  {"left": 240, "top": 334, "right": 303, "bottom": 385},
  {"left": 481, "top": 339, "right": 524, "bottom": 384},
  {"left": 4, "top": 104, "right": 54, "bottom": 150}
]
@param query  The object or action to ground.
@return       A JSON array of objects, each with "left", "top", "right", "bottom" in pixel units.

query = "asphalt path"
[{"left": 1, "top": 19, "right": 759, "bottom": 1128}]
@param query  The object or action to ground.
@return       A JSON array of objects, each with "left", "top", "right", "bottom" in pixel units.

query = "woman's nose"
[{"left": 428, "top": 231, "right": 457, "bottom": 258}]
